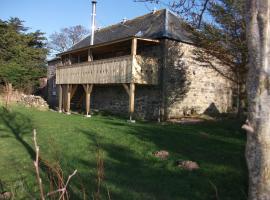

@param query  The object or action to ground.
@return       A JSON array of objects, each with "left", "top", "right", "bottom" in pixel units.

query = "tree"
[
  {"left": 134, "top": 0, "right": 211, "bottom": 27},
  {"left": 138, "top": 0, "right": 270, "bottom": 199},
  {"left": 49, "top": 25, "right": 89, "bottom": 54},
  {"left": 135, "top": 0, "right": 248, "bottom": 115},
  {"left": 193, "top": 0, "right": 248, "bottom": 115},
  {"left": 243, "top": 0, "right": 270, "bottom": 199},
  {"left": 0, "top": 17, "right": 47, "bottom": 92}
]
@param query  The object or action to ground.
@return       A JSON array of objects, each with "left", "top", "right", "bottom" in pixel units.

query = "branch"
[
  {"left": 33, "top": 129, "right": 45, "bottom": 200},
  {"left": 197, "top": 0, "right": 209, "bottom": 28},
  {"left": 46, "top": 169, "right": 78, "bottom": 200}
]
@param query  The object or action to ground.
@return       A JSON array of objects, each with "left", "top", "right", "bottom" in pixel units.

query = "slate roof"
[{"left": 65, "top": 9, "right": 193, "bottom": 53}]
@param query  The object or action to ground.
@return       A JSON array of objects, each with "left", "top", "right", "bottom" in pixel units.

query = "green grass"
[{"left": 0, "top": 106, "right": 247, "bottom": 199}]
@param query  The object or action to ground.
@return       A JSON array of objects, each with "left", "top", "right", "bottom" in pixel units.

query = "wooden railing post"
[
  {"left": 68, "top": 54, "right": 72, "bottom": 65},
  {"left": 58, "top": 84, "right": 63, "bottom": 113},
  {"left": 131, "top": 38, "right": 137, "bottom": 56},
  {"left": 88, "top": 48, "right": 93, "bottom": 62}
]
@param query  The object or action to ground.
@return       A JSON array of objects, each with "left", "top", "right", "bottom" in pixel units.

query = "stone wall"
[
  {"left": 163, "top": 40, "right": 234, "bottom": 119},
  {"left": 91, "top": 85, "right": 161, "bottom": 120},
  {"left": 47, "top": 58, "right": 61, "bottom": 108}
]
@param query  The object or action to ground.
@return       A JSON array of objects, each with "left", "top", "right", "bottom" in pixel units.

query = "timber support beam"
[
  {"left": 65, "top": 84, "right": 72, "bottom": 115},
  {"left": 83, "top": 84, "right": 93, "bottom": 117},
  {"left": 58, "top": 84, "right": 63, "bottom": 113},
  {"left": 122, "top": 83, "right": 136, "bottom": 122}
]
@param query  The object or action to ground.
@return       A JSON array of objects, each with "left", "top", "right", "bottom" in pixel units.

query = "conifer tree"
[{"left": 0, "top": 18, "right": 47, "bottom": 92}]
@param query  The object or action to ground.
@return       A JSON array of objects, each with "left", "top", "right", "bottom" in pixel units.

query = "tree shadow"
[
  {"left": 0, "top": 107, "right": 35, "bottom": 160},
  {"left": 203, "top": 102, "right": 221, "bottom": 117},
  {"left": 163, "top": 41, "right": 191, "bottom": 118},
  {"left": 74, "top": 122, "right": 247, "bottom": 200},
  {"left": 0, "top": 107, "right": 66, "bottom": 199},
  {"left": 75, "top": 118, "right": 247, "bottom": 199}
]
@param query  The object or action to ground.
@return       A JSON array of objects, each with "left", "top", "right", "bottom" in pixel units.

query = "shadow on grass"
[
  {"left": 0, "top": 107, "right": 247, "bottom": 199},
  {"left": 73, "top": 119, "right": 247, "bottom": 200},
  {"left": 0, "top": 107, "right": 75, "bottom": 199},
  {"left": 0, "top": 107, "right": 35, "bottom": 160}
]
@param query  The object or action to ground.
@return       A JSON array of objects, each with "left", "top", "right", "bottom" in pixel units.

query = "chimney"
[
  {"left": 121, "top": 17, "right": 127, "bottom": 24},
  {"left": 90, "top": 0, "right": 97, "bottom": 45},
  {"left": 152, "top": 7, "right": 157, "bottom": 14}
]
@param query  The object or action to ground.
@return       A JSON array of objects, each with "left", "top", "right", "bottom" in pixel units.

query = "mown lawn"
[{"left": 0, "top": 105, "right": 247, "bottom": 199}]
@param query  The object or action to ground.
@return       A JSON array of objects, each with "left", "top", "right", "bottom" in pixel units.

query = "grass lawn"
[{"left": 0, "top": 105, "right": 247, "bottom": 199}]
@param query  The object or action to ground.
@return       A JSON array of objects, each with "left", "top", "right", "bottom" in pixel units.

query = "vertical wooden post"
[
  {"left": 86, "top": 85, "right": 90, "bottom": 116},
  {"left": 66, "top": 84, "right": 71, "bottom": 114},
  {"left": 83, "top": 84, "right": 93, "bottom": 117},
  {"left": 62, "top": 85, "right": 66, "bottom": 111},
  {"left": 128, "top": 37, "right": 137, "bottom": 122},
  {"left": 88, "top": 48, "right": 93, "bottom": 61},
  {"left": 58, "top": 84, "right": 63, "bottom": 113},
  {"left": 131, "top": 38, "right": 137, "bottom": 56},
  {"left": 78, "top": 55, "right": 80, "bottom": 63},
  {"left": 129, "top": 83, "right": 135, "bottom": 121},
  {"left": 68, "top": 54, "right": 72, "bottom": 65}
]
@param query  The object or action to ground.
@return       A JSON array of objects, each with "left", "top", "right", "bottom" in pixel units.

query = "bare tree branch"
[
  {"left": 33, "top": 129, "right": 45, "bottom": 200},
  {"left": 49, "top": 25, "right": 89, "bottom": 54}
]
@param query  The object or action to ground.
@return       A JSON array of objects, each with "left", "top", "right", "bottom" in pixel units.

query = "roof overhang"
[{"left": 57, "top": 36, "right": 160, "bottom": 56}]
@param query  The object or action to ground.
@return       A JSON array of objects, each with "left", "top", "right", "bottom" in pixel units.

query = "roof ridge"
[
  {"left": 67, "top": 9, "right": 167, "bottom": 51},
  {"left": 93, "top": 8, "right": 166, "bottom": 35},
  {"left": 62, "top": 8, "right": 193, "bottom": 55}
]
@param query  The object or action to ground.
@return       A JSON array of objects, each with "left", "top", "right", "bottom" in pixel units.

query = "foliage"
[
  {"left": 48, "top": 25, "right": 89, "bottom": 54},
  {"left": 193, "top": 0, "right": 248, "bottom": 113},
  {"left": 136, "top": 0, "right": 248, "bottom": 114},
  {"left": 0, "top": 105, "right": 247, "bottom": 199},
  {"left": 134, "top": 0, "right": 212, "bottom": 27},
  {"left": 0, "top": 17, "right": 47, "bottom": 92}
]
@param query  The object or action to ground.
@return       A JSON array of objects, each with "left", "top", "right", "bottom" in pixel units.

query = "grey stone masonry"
[{"left": 162, "top": 40, "right": 234, "bottom": 119}]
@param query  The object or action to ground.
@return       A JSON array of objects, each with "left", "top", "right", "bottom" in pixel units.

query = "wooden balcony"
[{"left": 56, "top": 55, "right": 159, "bottom": 85}]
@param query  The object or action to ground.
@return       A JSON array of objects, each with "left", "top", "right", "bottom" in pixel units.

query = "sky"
[{"left": 1, "top": 0, "right": 166, "bottom": 38}]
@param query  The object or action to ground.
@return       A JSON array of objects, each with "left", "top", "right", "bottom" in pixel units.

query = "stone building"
[
  {"left": 47, "top": 9, "right": 234, "bottom": 120},
  {"left": 47, "top": 57, "right": 61, "bottom": 106}
]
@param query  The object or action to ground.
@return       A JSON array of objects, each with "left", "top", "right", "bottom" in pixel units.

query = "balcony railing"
[{"left": 56, "top": 55, "right": 159, "bottom": 85}]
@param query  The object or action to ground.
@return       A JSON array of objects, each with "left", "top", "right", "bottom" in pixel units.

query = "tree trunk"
[{"left": 244, "top": 0, "right": 270, "bottom": 199}]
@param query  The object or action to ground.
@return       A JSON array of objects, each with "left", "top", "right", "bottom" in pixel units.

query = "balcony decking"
[{"left": 56, "top": 55, "right": 159, "bottom": 85}]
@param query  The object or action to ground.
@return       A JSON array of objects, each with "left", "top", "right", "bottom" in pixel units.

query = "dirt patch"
[
  {"left": 169, "top": 117, "right": 205, "bottom": 124},
  {"left": 0, "top": 191, "right": 12, "bottom": 200}
]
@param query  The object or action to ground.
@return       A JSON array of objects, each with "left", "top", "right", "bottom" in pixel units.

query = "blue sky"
[{"left": 1, "top": 0, "right": 165, "bottom": 38}]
